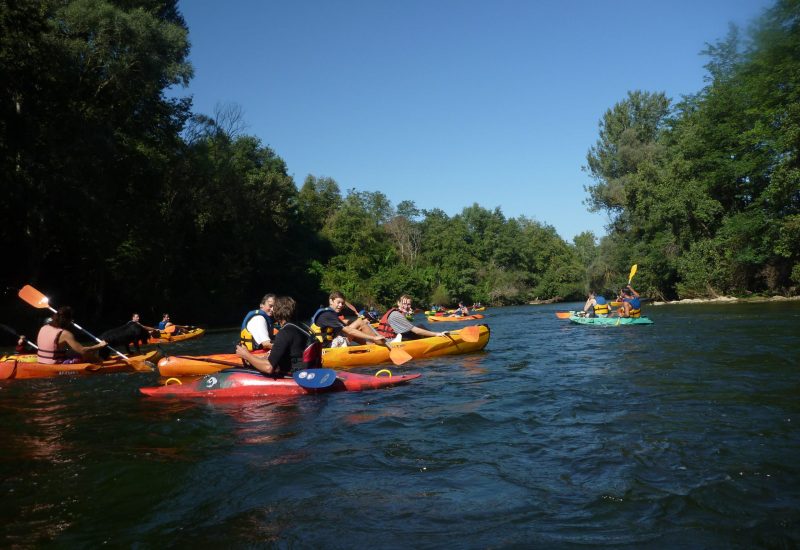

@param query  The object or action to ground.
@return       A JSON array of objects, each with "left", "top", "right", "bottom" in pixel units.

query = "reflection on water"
[{"left": 1, "top": 303, "right": 799, "bottom": 546}]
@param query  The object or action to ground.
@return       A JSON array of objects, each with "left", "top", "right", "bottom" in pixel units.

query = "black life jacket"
[{"left": 283, "top": 323, "right": 323, "bottom": 369}]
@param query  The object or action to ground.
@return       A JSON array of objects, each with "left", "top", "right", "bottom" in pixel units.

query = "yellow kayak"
[
  {"left": 156, "top": 325, "right": 491, "bottom": 375},
  {"left": 322, "top": 325, "right": 490, "bottom": 368}
]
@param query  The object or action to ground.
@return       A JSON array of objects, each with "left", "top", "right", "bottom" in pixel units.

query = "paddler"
[
  {"left": 236, "top": 296, "right": 320, "bottom": 375},
  {"left": 240, "top": 293, "right": 276, "bottom": 351},
  {"left": 376, "top": 295, "right": 447, "bottom": 341},
  {"left": 617, "top": 285, "right": 642, "bottom": 318},
  {"left": 36, "top": 306, "right": 107, "bottom": 364},
  {"left": 310, "top": 291, "right": 386, "bottom": 348},
  {"left": 582, "top": 291, "right": 610, "bottom": 318}
]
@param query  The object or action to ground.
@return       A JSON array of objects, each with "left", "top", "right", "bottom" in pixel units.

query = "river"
[{"left": 1, "top": 302, "right": 798, "bottom": 547}]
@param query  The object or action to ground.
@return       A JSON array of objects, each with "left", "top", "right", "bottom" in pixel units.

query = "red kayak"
[{"left": 141, "top": 369, "right": 421, "bottom": 398}]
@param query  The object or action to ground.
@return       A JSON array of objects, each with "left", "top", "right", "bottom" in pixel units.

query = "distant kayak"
[
  {"left": 141, "top": 369, "right": 420, "bottom": 398},
  {"left": 148, "top": 327, "right": 205, "bottom": 345},
  {"left": 0, "top": 350, "right": 160, "bottom": 380},
  {"left": 569, "top": 314, "right": 653, "bottom": 325},
  {"left": 427, "top": 314, "right": 484, "bottom": 322}
]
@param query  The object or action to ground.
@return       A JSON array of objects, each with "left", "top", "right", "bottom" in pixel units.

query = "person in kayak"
[
  {"left": 376, "top": 295, "right": 447, "bottom": 341},
  {"left": 455, "top": 302, "right": 470, "bottom": 316},
  {"left": 36, "top": 306, "right": 107, "bottom": 364},
  {"left": 240, "top": 293, "right": 276, "bottom": 351},
  {"left": 616, "top": 285, "right": 642, "bottom": 318},
  {"left": 582, "top": 291, "right": 610, "bottom": 318},
  {"left": 236, "top": 296, "right": 320, "bottom": 376},
  {"left": 310, "top": 291, "right": 386, "bottom": 348},
  {"left": 156, "top": 313, "right": 188, "bottom": 336}
]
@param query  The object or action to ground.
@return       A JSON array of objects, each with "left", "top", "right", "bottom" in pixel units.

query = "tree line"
[{"left": 1, "top": 0, "right": 796, "bottom": 334}]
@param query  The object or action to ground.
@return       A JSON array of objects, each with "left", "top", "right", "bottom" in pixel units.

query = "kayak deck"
[
  {"left": 568, "top": 314, "right": 653, "bottom": 325},
  {"left": 0, "top": 350, "right": 160, "bottom": 380},
  {"left": 141, "top": 369, "right": 421, "bottom": 398}
]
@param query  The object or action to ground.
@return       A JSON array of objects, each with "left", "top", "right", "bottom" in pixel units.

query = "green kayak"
[{"left": 569, "top": 314, "right": 653, "bottom": 325}]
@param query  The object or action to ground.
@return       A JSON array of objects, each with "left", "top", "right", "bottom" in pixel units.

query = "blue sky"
[{"left": 174, "top": 0, "right": 773, "bottom": 242}]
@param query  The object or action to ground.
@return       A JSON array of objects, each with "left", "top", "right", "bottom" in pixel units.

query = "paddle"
[
  {"left": 293, "top": 368, "right": 338, "bottom": 389},
  {"left": 627, "top": 264, "right": 638, "bottom": 285},
  {"left": 0, "top": 323, "right": 39, "bottom": 350},
  {"left": 616, "top": 265, "right": 639, "bottom": 326},
  {"left": 458, "top": 325, "right": 481, "bottom": 343},
  {"left": 17, "top": 284, "right": 143, "bottom": 368}
]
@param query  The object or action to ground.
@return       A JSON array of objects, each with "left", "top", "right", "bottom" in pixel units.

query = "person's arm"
[
  {"left": 235, "top": 344, "right": 274, "bottom": 375},
  {"left": 247, "top": 316, "right": 273, "bottom": 350},
  {"left": 627, "top": 285, "right": 639, "bottom": 298},
  {"left": 60, "top": 330, "right": 106, "bottom": 355},
  {"left": 583, "top": 298, "right": 593, "bottom": 312}
]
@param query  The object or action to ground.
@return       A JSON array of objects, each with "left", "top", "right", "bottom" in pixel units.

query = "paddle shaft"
[{"left": 0, "top": 323, "right": 39, "bottom": 350}]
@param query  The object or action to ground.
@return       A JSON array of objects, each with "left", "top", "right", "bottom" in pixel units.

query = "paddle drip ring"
[
  {"left": 375, "top": 369, "right": 393, "bottom": 378},
  {"left": 164, "top": 377, "right": 182, "bottom": 385}
]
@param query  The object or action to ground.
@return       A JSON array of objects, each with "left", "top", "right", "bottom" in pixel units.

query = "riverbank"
[{"left": 650, "top": 295, "right": 800, "bottom": 306}]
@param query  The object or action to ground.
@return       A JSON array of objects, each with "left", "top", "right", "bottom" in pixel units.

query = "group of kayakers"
[
  {"left": 582, "top": 285, "right": 642, "bottom": 318},
  {"left": 233, "top": 291, "right": 448, "bottom": 377}
]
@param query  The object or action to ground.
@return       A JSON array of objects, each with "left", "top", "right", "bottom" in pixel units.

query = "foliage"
[{"left": 4, "top": 0, "right": 797, "bottom": 338}]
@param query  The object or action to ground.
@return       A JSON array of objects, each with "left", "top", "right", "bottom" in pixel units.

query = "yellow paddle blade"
[
  {"left": 18, "top": 285, "right": 50, "bottom": 309},
  {"left": 389, "top": 346, "right": 412, "bottom": 366},
  {"left": 628, "top": 264, "right": 638, "bottom": 284},
  {"left": 459, "top": 325, "right": 481, "bottom": 342}
]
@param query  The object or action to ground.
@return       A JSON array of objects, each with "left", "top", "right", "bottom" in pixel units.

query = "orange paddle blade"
[
  {"left": 18, "top": 285, "right": 51, "bottom": 309},
  {"left": 555, "top": 311, "right": 571, "bottom": 319},
  {"left": 389, "top": 346, "right": 412, "bottom": 366},
  {"left": 164, "top": 325, "right": 177, "bottom": 334},
  {"left": 472, "top": 314, "right": 484, "bottom": 319},
  {"left": 459, "top": 326, "right": 481, "bottom": 342}
]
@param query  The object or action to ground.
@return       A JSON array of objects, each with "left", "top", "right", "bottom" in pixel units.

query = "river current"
[{"left": 1, "top": 302, "right": 798, "bottom": 548}]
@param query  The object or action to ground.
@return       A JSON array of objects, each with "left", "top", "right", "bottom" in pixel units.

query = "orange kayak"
[
  {"left": 0, "top": 349, "right": 160, "bottom": 380},
  {"left": 148, "top": 327, "right": 205, "bottom": 345}
]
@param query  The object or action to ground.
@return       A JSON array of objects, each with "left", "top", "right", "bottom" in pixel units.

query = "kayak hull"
[
  {"left": 157, "top": 325, "right": 490, "bottom": 375},
  {"left": 568, "top": 315, "right": 653, "bottom": 325},
  {"left": 148, "top": 327, "right": 205, "bottom": 345},
  {"left": 427, "top": 314, "right": 484, "bottom": 322},
  {"left": 0, "top": 350, "right": 160, "bottom": 380},
  {"left": 141, "top": 369, "right": 421, "bottom": 398}
]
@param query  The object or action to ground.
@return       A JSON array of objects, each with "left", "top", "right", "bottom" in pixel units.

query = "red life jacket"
[{"left": 376, "top": 307, "right": 400, "bottom": 339}]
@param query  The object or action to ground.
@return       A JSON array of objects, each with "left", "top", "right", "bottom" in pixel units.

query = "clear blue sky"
[{"left": 174, "top": 0, "right": 772, "bottom": 242}]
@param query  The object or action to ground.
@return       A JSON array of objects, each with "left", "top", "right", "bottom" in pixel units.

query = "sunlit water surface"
[{"left": 1, "top": 302, "right": 798, "bottom": 547}]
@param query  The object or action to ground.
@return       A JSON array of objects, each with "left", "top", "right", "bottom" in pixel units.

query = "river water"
[{"left": 1, "top": 302, "right": 798, "bottom": 548}]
